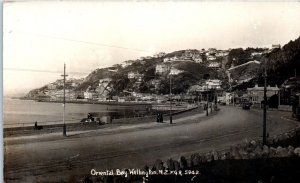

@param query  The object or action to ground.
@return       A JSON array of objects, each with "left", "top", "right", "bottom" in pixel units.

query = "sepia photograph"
[{"left": 3, "top": 1, "right": 300, "bottom": 183}]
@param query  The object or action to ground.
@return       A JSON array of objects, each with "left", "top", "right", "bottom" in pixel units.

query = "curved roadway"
[{"left": 4, "top": 106, "right": 298, "bottom": 182}]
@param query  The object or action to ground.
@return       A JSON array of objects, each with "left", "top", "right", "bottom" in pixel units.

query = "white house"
[
  {"left": 170, "top": 68, "right": 183, "bottom": 75},
  {"left": 163, "top": 57, "right": 171, "bottom": 62},
  {"left": 127, "top": 71, "right": 144, "bottom": 80},
  {"left": 208, "top": 62, "right": 220, "bottom": 68},
  {"left": 84, "top": 91, "right": 98, "bottom": 100},
  {"left": 121, "top": 60, "right": 135, "bottom": 68},
  {"left": 99, "top": 78, "right": 112, "bottom": 85},
  {"left": 205, "top": 79, "right": 222, "bottom": 90},
  {"left": 47, "top": 83, "right": 57, "bottom": 90},
  {"left": 155, "top": 64, "right": 169, "bottom": 74},
  {"left": 128, "top": 71, "right": 137, "bottom": 79}
]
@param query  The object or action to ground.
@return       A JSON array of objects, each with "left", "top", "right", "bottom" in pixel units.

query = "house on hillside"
[
  {"left": 121, "top": 60, "right": 135, "bottom": 68},
  {"left": 208, "top": 61, "right": 221, "bottom": 68},
  {"left": 170, "top": 68, "right": 183, "bottom": 75},
  {"left": 163, "top": 57, "right": 171, "bottom": 62},
  {"left": 272, "top": 44, "right": 281, "bottom": 49},
  {"left": 47, "top": 83, "right": 57, "bottom": 90},
  {"left": 216, "top": 50, "right": 229, "bottom": 57},
  {"left": 56, "top": 79, "right": 64, "bottom": 86},
  {"left": 99, "top": 78, "right": 112, "bottom": 84},
  {"left": 154, "top": 52, "right": 166, "bottom": 58},
  {"left": 280, "top": 77, "right": 300, "bottom": 105},
  {"left": 208, "top": 48, "right": 217, "bottom": 55},
  {"left": 207, "top": 55, "right": 216, "bottom": 61},
  {"left": 192, "top": 55, "right": 203, "bottom": 63},
  {"left": 205, "top": 79, "right": 222, "bottom": 90},
  {"left": 128, "top": 71, "right": 137, "bottom": 79},
  {"left": 128, "top": 72, "right": 144, "bottom": 89},
  {"left": 84, "top": 90, "right": 98, "bottom": 100},
  {"left": 155, "top": 64, "right": 169, "bottom": 74}
]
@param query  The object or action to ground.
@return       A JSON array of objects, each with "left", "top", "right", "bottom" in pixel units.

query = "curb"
[{"left": 281, "top": 116, "right": 300, "bottom": 125}]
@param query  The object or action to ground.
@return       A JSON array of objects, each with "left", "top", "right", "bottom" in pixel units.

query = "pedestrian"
[
  {"left": 157, "top": 113, "right": 160, "bottom": 122},
  {"left": 34, "top": 121, "right": 38, "bottom": 130},
  {"left": 160, "top": 113, "right": 163, "bottom": 122}
]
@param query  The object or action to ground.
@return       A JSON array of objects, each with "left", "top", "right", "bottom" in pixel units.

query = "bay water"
[{"left": 3, "top": 98, "right": 152, "bottom": 128}]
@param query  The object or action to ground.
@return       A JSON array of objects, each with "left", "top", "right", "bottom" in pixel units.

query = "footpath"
[{"left": 4, "top": 107, "right": 216, "bottom": 145}]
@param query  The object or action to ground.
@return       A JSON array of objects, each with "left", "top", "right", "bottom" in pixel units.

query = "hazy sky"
[{"left": 3, "top": 1, "right": 300, "bottom": 96}]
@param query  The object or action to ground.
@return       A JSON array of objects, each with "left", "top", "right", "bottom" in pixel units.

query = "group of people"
[{"left": 156, "top": 113, "right": 164, "bottom": 123}]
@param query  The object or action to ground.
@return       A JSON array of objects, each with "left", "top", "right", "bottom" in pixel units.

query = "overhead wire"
[
  {"left": 4, "top": 67, "right": 88, "bottom": 75},
  {"left": 9, "top": 29, "right": 152, "bottom": 53},
  {"left": 5, "top": 29, "right": 154, "bottom": 74}
]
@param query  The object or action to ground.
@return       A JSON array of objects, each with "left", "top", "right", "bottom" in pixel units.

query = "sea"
[{"left": 3, "top": 98, "right": 153, "bottom": 128}]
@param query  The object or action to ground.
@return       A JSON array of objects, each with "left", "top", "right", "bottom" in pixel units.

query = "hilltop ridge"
[{"left": 24, "top": 36, "right": 300, "bottom": 101}]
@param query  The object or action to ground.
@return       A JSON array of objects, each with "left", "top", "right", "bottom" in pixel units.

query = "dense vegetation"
[{"left": 266, "top": 37, "right": 300, "bottom": 86}]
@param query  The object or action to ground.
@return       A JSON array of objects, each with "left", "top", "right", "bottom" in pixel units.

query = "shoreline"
[
  {"left": 18, "top": 98, "right": 155, "bottom": 106},
  {"left": 16, "top": 97, "right": 196, "bottom": 107},
  {"left": 3, "top": 106, "right": 201, "bottom": 137}
]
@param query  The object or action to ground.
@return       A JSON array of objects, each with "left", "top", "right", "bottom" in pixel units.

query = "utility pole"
[
  {"left": 214, "top": 88, "right": 217, "bottom": 110},
  {"left": 61, "top": 63, "right": 68, "bottom": 137},
  {"left": 233, "top": 92, "right": 235, "bottom": 106},
  {"left": 169, "top": 70, "right": 172, "bottom": 124},
  {"left": 206, "top": 85, "right": 209, "bottom": 116},
  {"left": 263, "top": 58, "right": 267, "bottom": 145}
]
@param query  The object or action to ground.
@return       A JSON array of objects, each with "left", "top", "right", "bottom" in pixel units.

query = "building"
[
  {"left": 155, "top": 64, "right": 169, "bottom": 74},
  {"left": 208, "top": 62, "right": 220, "bottom": 68},
  {"left": 99, "top": 78, "right": 112, "bottom": 84},
  {"left": 127, "top": 72, "right": 144, "bottom": 80},
  {"left": 121, "top": 60, "right": 135, "bottom": 68},
  {"left": 128, "top": 71, "right": 137, "bottom": 79},
  {"left": 215, "top": 51, "right": 229, "bottom": 57},
  {"left": 163, "top": 58, "right": 171, "bottom": 62},
  {"left": 154, "top": 52, "right": 166, "bottom": 58},
  {"left": 272, "top": 44, "right": 281, "bottom": 49},
  {"left": 55, "top": 79, "right": 64, "bottom": 86},
  {"left": 47, "top": 83, "right": 57, "bottom": 90},
  {"left": 170, "top": 68, "right": 183, "bottom": 75},
  {"left": 84, "top": 91, "right": 98, "bottom": 100},
  {"left": 192, "top": 55, "right": 202, "bottom": 63},
  {"left": 205, "top": 79, "right": 222, "bottom": 90},
  {"left": 247, "top": 84, "right": 280, "bottom": 104},
  {"left": 207, "top": 55, "right": 216, "bottom": 61}
]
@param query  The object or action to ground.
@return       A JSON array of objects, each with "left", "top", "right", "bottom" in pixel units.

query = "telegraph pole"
[
  {"left": 61, "top": 63, "right": 68, "bottom": 137},
  {"left": 169, "top": 71, "right": 172, "bottom": 124},
  {"left": 206, "top": 85, "right": 209, "bottom": 116},
  {"left": 263, "top": 58, "right": 267, "bottom": 145}
]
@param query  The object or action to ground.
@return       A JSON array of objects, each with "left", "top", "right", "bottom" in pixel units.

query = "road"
[{"left": 4, "top": 106, "right": 298, "bottom": 182}]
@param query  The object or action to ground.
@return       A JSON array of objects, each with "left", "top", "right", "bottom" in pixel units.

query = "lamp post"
[
  {"left": 61, "top": 63, "right": 68, "bottom": 137},
  {"left": 263, "top": 58, "right": 267, "bottom": 145}
]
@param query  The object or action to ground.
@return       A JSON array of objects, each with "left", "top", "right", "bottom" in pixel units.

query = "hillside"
[
  {"left": 265, "top": 37, "right": 300, "bottom": 86},
  {"left": 24, "top": 37, "right": 300, "bottom": 100},
  {"left": 228, "top": 36, "right": 300, "bottom": 91}
]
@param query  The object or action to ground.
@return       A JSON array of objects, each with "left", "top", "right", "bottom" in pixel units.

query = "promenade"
[{"left": 4, "top": 106, "right": 298, "bottom": 182}]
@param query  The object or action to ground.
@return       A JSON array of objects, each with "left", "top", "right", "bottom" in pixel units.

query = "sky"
[{"left": 3, "top": 1, "right": 300, "bottom": 96}]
